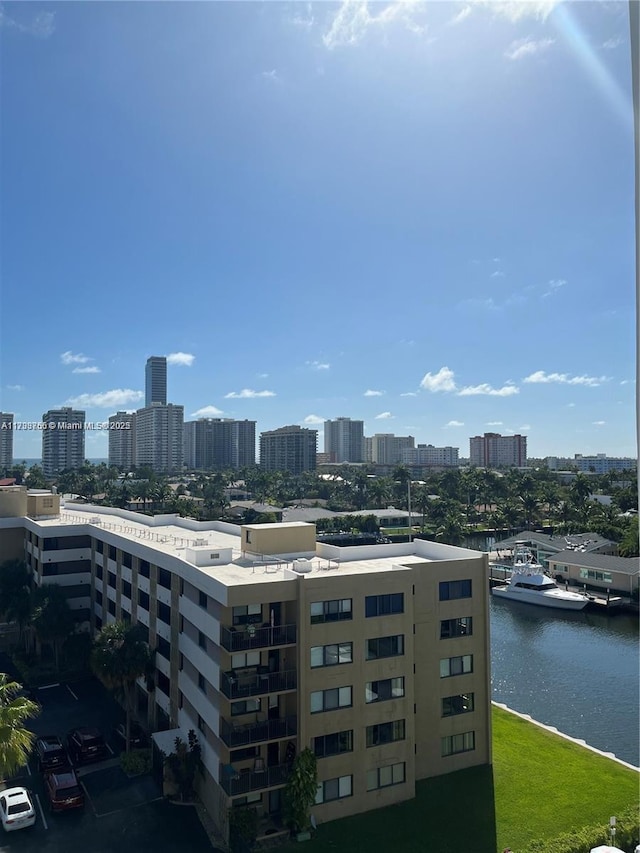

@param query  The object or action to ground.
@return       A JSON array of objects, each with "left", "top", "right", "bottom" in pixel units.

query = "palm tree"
[
  {"left": 31, "top": 585, "right": 75, "bottom": 671},
  {"left": 0, "top": 674, "right": 40, "bottom": 781},
  {"left": 0, "top": 560, "right": 33, "bottom": 651},
  {"left": 91, "top": 622, "right": 153, "bottom": 752}
]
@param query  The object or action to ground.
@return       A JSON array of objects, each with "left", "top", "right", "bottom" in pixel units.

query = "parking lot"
[{"left": 0, "top": 676, "right": 214, "bottom": 852}]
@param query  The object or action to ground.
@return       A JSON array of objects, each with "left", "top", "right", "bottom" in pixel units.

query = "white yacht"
[{"left": 492, "top": 544, "right": 589, "bottom": 611}]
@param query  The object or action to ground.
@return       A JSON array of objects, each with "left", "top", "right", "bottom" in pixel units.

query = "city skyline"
[{"left": 1, "top": 2, "right": 636, "bottom": 460}]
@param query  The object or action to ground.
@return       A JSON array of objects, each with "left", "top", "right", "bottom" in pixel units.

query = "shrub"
[
  {"left": 229, "top": 806, "right": 258, "bottom": 853},
  {"left": 522, "top": 804, "right": 639, "bottom": 853},
  {"left": 120, "top": 749, "right": 152, "bottom": 777}
]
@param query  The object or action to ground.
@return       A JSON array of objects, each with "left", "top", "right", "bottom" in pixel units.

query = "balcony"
[
  {"left": 220, "top": 668, "right": 297, "bottom": 700},
  {"left": 220, "top": 623, "right": 297, "bottom": 653},
  {"left": 220, "top": 762, "right": 290, "bottom": 796},
  {"left": 220, "top": 715, "right": 297, "bottom": 748}
]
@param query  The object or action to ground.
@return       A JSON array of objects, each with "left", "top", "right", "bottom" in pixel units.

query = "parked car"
[
  {"left": 0, "top": 788, "right": 36, "bottom": 831},
  {"left": 114, "top": 721, "right": 146, "bottom": 749},
  {"left": 35, "top": 735, "right": 69, "bottom": 771},
  {"left": 43, "top": 769, "right": 84, "bottom": 812},
  {"left": 66, "top": 727, "right": 108, "bottom": 765}
]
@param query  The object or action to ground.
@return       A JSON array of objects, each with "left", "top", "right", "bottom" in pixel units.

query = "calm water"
[{"left": 491, "top": 596, "right": 640, "bottom": 766}]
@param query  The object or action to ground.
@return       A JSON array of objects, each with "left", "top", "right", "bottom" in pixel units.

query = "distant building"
[
  {"left": 0, "top": 413, "right": 14, "bottom": 468},
  {"left": 42, "top": 408, "right": 86, "bottom": 478},
  {"left": 573, "top": 454, "right": 636, "bottom": 474},
  {"left": 135, "top": 403, "right": 183, "bottom": 473},
  {"left": 469, "top": 433, "right": 527, "bottom": 469},
  {"left": 365, "top": 434, "right": 415, "bottom": 465},
  {"left": 108, "top": 412, "right": 136, "bottom": 470},
  {"left": 145, "top": 356, "right": 167, "bottom": 407},
  {"left": 259, "top": 425, "right": 317, "bottom": 474},
  {"left": 402, "top": 444, "right": 459, "bottom": 467},
  {"left": 547, "top": 551, "right": 639, "bottom": 598},
  {"left": 184, "top": 419, "right": 256, "bottom": 470},
  {"left": 324, "top": 418, "right": 364, "bottom": 463}
]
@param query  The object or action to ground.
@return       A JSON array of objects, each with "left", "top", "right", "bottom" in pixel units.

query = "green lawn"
[{"left": 281, "top": 706, "right": 638, "bottom": 853}]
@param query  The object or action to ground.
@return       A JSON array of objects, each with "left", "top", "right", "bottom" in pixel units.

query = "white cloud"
[
  {"left": 505, "top": 36, "right": 555, "bottom": 60},
  {"left": 542, "top": 278, "right": 567, "bottom": 298},
  {"left": 420, "top": 366, "right": 457, "bottom": 393},
  {"left": 476, "top": 1, "right": 559, "bottom": 23},
  {"left": 486, "top": 421, "right": 503, "bottom": 426},
  {"left": 224, "top": 389, "right": 276, "bottom": 399},
  {"left": 519, "top": 424, "right": 531, "bottom": 430},
  {"left": 307, "top": 361, "right": 330, "bottom": 370},
  {"left": 401, "top": 392, "right": 418, "bottom": 397},
  {"left": 567, "top": 402, "right": 576, "bottom": 408},
  {"left": 458, "top": 383, "right": 519, "bottom": 397},
  {"left": 304, "top": 414, "right": 324, "bottom": 425},
  {"left": 65, "top": 389, "right": 144, "bottom": 408},
  {"left": 323, "top": 0, "right": 426, "bottom": 50},
  {"left": 0, "top": 7, "right": 55, "bottom": 38},
  {"left": 491, "top": 270, "right": 505, "bottom": 278},
  {"left": 6, "top": 384, "right": 24, "bottom": 391},
  {"left": 602, "top": 36, "right": 623, "bottom": 49},
  {"left": 61, "top": 351, "right": 91, "bottom": 365},
  {"left": 364, "top": 389, "right": 384, "bottom": 397},
  {"left": 257, "top": 373, "right": 269, "bottom": 379},
  {"left": 73, "top": 366, "right": 101, "bottom": 374},
  {"left": 375, "top": 411, "right": 393, "bottom": 420},
  {"left": 191, "top": 405, "right": 224, "bottom": 418},
  {"left": 166, "top": 352, "right": 195, "bottom": 366},
  {"left": 448, "top": 5, "right": 472, "bottom": 25},
  {"left": 592, "top": 420, "right": 606, "bottom": 426},
  {"left": 523, "top": 371, "right": 607, "bottom": 387},
  {"left": 290, "top": 3, "right": 314, "bottom": 30},
  {"left": 445, "top": 420, "right": 464, "bottom": 428},
  {"left": 261, "top": 69, "right": 280, "bottom": 82}
]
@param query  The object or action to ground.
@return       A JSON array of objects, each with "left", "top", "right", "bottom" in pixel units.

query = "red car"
[{"left": 43, "top": 768, "right": 85, "bottom": 812}]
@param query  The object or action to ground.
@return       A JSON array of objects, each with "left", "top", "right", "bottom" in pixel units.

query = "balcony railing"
[
  {"left": 220, "top": 762, "right": 290, "bottom": 796},
  {"left": 220, "top": 669, "right": 297, "bottom": 700},
  {"left": 220, "top": 715, "right": 297, "bottom": 747},
  {"left": 220, "top": 623, "right": 297, "bottom": 652}
]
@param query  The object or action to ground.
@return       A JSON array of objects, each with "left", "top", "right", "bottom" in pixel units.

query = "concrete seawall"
[{"left": 492, "top": 701, "right": 640, "bottom": 773}]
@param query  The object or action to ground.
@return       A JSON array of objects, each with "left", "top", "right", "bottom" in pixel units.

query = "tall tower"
[
  {"left": 145, "top": 356, "right": 167, "bottom": 407},
  {"left": 42, "top": 408, "right": 86, "bottom": 478},
  {"left": 0, "top": 413, "right": 14, "bottom": 468},
  {"left": 324, "top": 417, "right": 364, "bottom": 463}
]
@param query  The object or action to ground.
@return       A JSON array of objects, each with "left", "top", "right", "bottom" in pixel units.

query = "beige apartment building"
[{"left": 0, "top": 487, "right": 491, "bottom": 842}]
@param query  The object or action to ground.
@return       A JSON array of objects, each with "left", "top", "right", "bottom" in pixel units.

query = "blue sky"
[{"left": 1, "top": 1, "right": 636, "bottom": 461}]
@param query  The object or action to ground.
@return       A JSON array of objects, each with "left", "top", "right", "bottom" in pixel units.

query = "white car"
[{"left": 0, "top": 787, "right": 36, "bottom": 832}]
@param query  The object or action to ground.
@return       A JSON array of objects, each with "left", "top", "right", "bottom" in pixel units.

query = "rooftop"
[{"left": 548, "top": 550, "right": 640, "bottom": 576}]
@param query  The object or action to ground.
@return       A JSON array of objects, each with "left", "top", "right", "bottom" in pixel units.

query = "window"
[
  {"left": 96, "top": 590, "right": 103, "bottom": 606},
  {"left": 198, "top": 672, "right": 206, "bottom": 693},
  {"left": 440, "top": 655, "right": 473, "bottom": 678},
  {"left": 310, "top": 686, "right": 352, "bottom": 713},
  {"left": 43, "top": 538, "right": 58, "bottom": 551},
  {"left": 137, "top": 623, "right": 149, "bottom": 643},
  {"left": 439, "top": 579, "right": 472, "bottom": 601},
  {"left": 440, "top": 617, "right": 473, "bottom": 639},
  {"left": 43, "top": 564, "right": 58, "bottom": 577},
  {"left": 95, "top": 541, "right": 104, "bottom": 554},
  {"left": 95, "top": 616, "right": 102, "bottom": 630},
  {"left": 198, "top": 631, "right": 207, "bottom": 650},
  {"left": 122, "top": 580, "right": 132, "bottom": 600},
  {"left": 107, "top": 599, "right": 116, "bottom": 616},
  {"left": 157, "top": 637, "right": 171, "bottom": 660},
  {"left": 96, "top": 564, "right": 103, "bottom": 580},
  {"left": 107, "top": 572, "right": 116, "bottom": 589},
  {"left": 158, "top": 568, "right": 172, "bottom": 590},
  {"left": 310, "top": 643, "right": 352, "bottom": 668},
  {"left": 313, "top": 730, "right": 353, "bottom": 758},
  {"left": 366, "top": 635, "right": 404, "bottom": 660},
  {"left": 139, "top": 559, "right": 150, "bottom": 579},
  {"left": 138, "top": 589, "right": 150, "bottom": 611},
  {"left": 366, "top": 720, "right": 405, "bottom": 747},
  {"left": 579, "top": 568, "right": 613, "bottom": 583},
  {"left": 365, "top": 677, "right": 405, "bottom": 704},
  {"left": 442, "top": 693, "right": 474, "bottom": 717},
  {"left": 199, "top": 590, "right": 208, "bottom": 609},
  {"left": 157, "top": 671, "right": 170, "bottom": 696},
  {"left": 365, "top": 594, "right": 404, "bottom": 617},
  {"left": 441, "top": 731, "right": 475, "bottom": 756},
  {"left": 310, "top": 599, "right": 352, "bottom": 624},
  {"left": 315, "top": 776, "right": 352, "bottom": 804},
  {"left": 231, "top": 652, "right": 260, "bottom": 669},
  {"left": 157, "top": 601, "right": 171, "bottom": 624},
  {"left": 231, "top": 746, "right": 259, "bottom": 762},
  {"left": 232, "top": 604, "right": 262, "bottom": 625},
  {"left": 366, "top": 762, "right": 405, "bottom": 791},
  {"left": 108, "top": 546, "right": 117, "bottom": 561},
  {"left": 231, "top": 698, "right": 261, "bottom": 716},
  {"left": 122, "top": 552, "right": 132, "bottom": 569},
  {"left": 197, "top": 715, "right": 205, "bottom": 733}
]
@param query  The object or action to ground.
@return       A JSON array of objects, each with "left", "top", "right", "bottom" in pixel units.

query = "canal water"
[{"left": 490, "top": 597, "right": 639, "bottom": 767}]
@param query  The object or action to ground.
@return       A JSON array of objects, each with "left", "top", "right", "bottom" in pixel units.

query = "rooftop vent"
[
  {"left": 193, "top": 538, "right": 208, "bottom": 546},
  {"left": 292, "top": 558, "right": 312, "bottom": 574}
]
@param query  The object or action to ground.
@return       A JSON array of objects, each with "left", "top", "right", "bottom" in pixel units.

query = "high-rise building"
[
  {"left": 42, "top": 408, "right": 86, "bottom": 478},
  {"left": 402, "top": 444, "right": 459, "bottom": 467},
  {"left": 145, "top": 356, "right": 167, "bottom": 407},
  {"left": 573, "top": 454, "right": 637, "bottom": 474},
  {"left": 184, "top": 419, "right": 256, "bottom": 470},
  {"left": 0, "top": 493, "right": 492, "bottom": 843},
  {"left": 108, "top": 412, "right": 136, "bottom": 470},
  {"left": 134, "top": 403, "right": 183, "bottom": 472},
  {"left": 324, "top": 417, "right": 364, "bottom": 463},
  {"left": 259, "top": 425, "right": 317, "bottom": 474},
  {"left": 365, "top": 434, "right": 415, "bottom": 465},
  {"left": 0, "top": 413, "right": 14, "bottom": 468},
  {"left": 469, "top": 433, "right": 527, "bottom": 469}
]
